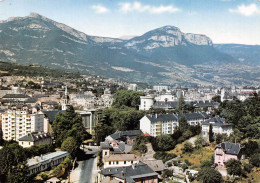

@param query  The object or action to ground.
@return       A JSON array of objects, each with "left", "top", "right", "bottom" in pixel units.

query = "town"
[{"left": 0, "top": 67, "right": 259, "bottom": 183}]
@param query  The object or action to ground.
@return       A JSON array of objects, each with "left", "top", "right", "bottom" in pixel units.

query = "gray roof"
[
  {"left": 2, "top": 94, "right": 29, "bottom": 99},
  {"left": 19, "top": 132, "right": 51, "bottom": 142},
  {"left": 100, "top": 162, "right": 158, "bottom": 183},
  {"left": 100, "top": 141, "right": 126, "bottom": 154},
  {"left": 153, "top": 101, "right": 178, "bottom": 109},
  {"left": 146, "top": 112, "right": 209, "bottom": 122},
  {"left": 42, "top": 110, "right": 65, "bottom": 123},
  {"left": 216, "top": 142, "right": 242, "bottom": 155},
  {"left": 109, "top": 130, "right": 142, "bottom": 141},
  {"left": 202, "top": 116, "right": 233, "bottom": 126},
  {"left": 27, "top": 151, "right": 69, "bottom": 167},
  {"left": 193, "top": 100, "right": 219, "bottom": 107}
]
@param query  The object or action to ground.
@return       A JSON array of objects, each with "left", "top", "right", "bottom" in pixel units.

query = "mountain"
[
  {"left": 214, "top": 44, "right": 260, "bottom": 66},
  {"left": 0, "top": 13, "right": 259, "bottom": 86}
]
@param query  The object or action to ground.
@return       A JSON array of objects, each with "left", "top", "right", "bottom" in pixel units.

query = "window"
[
  {"left": 109, "top": 161, "right": 111, "bottom": 165},
  {"left": 116, "top": 161, "right": 119, "bottom": 164},
  {"left": 105, "top": 152, "right": 107, "bottom": 156},
  {"left": 131, "top": 161, "right": 133, "bottom": 164},
  {"left": 124, "top": 161, "right": 126, "bottom": 164}
]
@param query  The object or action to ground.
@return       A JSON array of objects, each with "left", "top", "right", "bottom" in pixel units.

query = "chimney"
[
  {"left": 40, "top": 154, "right": 43, "bottom": 160},
  {"left": 155, "top": 114, "right": 157, "bottom": 118},
  {"left": 121, "top": 171, "right": 124, "bottom": 177}
]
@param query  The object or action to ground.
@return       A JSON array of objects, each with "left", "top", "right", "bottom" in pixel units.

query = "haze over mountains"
[{"left": 0, "top": 13, "right": 259, "bottom": 86}]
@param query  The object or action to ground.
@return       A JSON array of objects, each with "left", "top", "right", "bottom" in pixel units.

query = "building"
[
  {"left": 214, "top": 142, "right": 244, "bottom": 170},
  {"left": 76, "top": 109, "right": 97, "bottom": 135},
  {"left": 106, "top": 130, "right": 142, "bottom": 145},
  {"left": 99, "top": 162, "right": 158, "bottom": 183},
  {"left": 128, "top": 84, "right": 137, "bottom": 91},
  {"left": 202, "top": 117, "right": 233, "bottom": 140},
  {"left": 139, "top": 96, "right": 154, "bottom": 111},
  {"left": 153, "top": 85, "right": 169, "bottom": 92},
  {"left": 103, "top": 154, "right": 138, "bottom": 169},
  {"left": 140, "top": 112, "right": 209, "bottom": 137},
  {"left": 18, "top": 131, "right": 52, "bottom": 148},
  {"left": 27, "top": 151, "right": 69, "bottom": 176},
  {"left": 1, "top": 109, "right": 44, "bottom": 141},
  {"left": 42, "top": 110, "right": 65, "bottom": 133}
]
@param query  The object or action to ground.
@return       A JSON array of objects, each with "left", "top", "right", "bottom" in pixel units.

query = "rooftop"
[
  {"left": 19, "top": 131, "right": 51, "bottom": 142},
  {"left": 216, "top": 141, "right": 243, "bottom": 155},
  {"left": 27, "top": 151, "right": 69, "bottom": 167}
]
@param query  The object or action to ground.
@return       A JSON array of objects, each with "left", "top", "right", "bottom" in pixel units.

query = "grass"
[
  {"left": 168, "top": 137, "right": 215, "bottom": 169},
  {"left": 238, "top": 168, "right": 260, "bottom": 183}
]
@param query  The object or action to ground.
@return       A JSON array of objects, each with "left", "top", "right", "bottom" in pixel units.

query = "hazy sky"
[{"left": 0, "top": 0, "right": 259, "bottom": 44}]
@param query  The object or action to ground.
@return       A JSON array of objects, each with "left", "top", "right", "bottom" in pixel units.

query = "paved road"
[{"left": 70, "top": 147, "right": 99, "bottom": 183}]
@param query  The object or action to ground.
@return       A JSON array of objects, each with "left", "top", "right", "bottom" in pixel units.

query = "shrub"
[
  {"left": 182, "top": 142, "right": 194, "bottom": 153},
  {"left": 153, "top": 152, "right": 177, "bottom": 163},
  {"left": 184, "top": 159, "right": 192, "bottom": 166},
  {"left": 249, "top": 153, "right": 260, "bottom": 167}
]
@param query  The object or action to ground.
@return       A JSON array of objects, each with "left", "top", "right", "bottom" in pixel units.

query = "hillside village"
[{"left": 0, "top": 65, "right": 259, "bottom": 183}]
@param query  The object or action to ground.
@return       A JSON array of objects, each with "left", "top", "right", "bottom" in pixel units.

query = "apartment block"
[{"left": 2, "top": 109, "right": 44, "bottom": 141}]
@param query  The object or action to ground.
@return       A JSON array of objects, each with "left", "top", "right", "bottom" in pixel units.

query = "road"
[{"left": 70, "top": 147, "right": 99, "bottom": 183}]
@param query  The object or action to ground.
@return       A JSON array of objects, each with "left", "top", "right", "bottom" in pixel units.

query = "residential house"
[
  {"left": 18, "top": 131, "right": 52, "bottom": 148},
  {"left": 103, "top": 154, "right": 138, "bottom": 169},
  {"left": 99, "top": 162, "right": 158, "bottom": 183},
  {"left": 214, "top": 142, "right": 244, "bottom": 169},
  {"left": 106, "top": 130, "right": 142, "bottom": 145},
  {"left": 202, "top": 116, "right": 233, "bottom": 140}
]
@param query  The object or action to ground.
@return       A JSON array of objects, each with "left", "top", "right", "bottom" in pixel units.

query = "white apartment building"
[
  {"left": 202, "top": 116, "right": 233, "bottom": 140},
  {"left": 140, "top": 113, "right": 209, "bottom": 137},
  {"left": 2, "top": 109, "right": 44, "bottom": 141}
]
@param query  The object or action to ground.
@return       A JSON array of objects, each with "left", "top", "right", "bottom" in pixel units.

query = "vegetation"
[
  {"left": 132, "top": 135, "right": 148, "bottom": 154},
  {"left": 0, "top": 142, "right": 28, "bottom": 183},
  {"left": 0, "top": 61, "right": 81, "bottom": 79},
  {"left": 154, "top": 151, "right": 177, "bottom": 163},
  {"left": 25, "top": 144, "right": 55, "bottom": 158},
  {"left": 94, "top": 90, "right": 145, "bottom": 144},
  {"left": 198, "top": 167, "right": 223, "bottom": 183},
  {"left": 209, "top": 124, "right": 214, "bottom": 143},
  {"left": 52, "top": 106, "right": 90, "bottom": 147},
  {"left": 225, "top": 159, "right": 242, "bottom": 176},
  {"left": 181, "top": 142, "right": 194, "bottom": 153},
  {"left": 61, "top": 137, "right": 78, "bottom": 158}
]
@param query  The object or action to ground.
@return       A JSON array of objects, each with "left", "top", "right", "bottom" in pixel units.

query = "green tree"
[
  {"left": 209, "top": 124, "right": 214, "bottom": 143},
  {"left": 178, "top": 115, "right": 189, "bottom": 133},
  {"left": 52, "top": 106, "right": 90, "bottom": 147},
  {"left": 198, "top": 167, "right": 223, "bottom": 183},
  {"left": 0, "top": 143, "right": 28, "bottom": 182},
  {"left": 6, "top": 162, "right": 29, "bottom": 183},
  {"left": 61, "top": 137, "right": 78, "bottom": 158},
  {"left": 195, "top": 135, "right": 205, "bottom": 149},
  {"left": 249, "top": 153, "right": 260, "bottom": 167},
  {"left": 112, "top": 90, "right": 144, "bottom": 108},
  {"left": 225, "top": 159, "right": 242, "bottom": 176},
  {"left": 212, "top": 95, "right": 221, "bottom": 103},
  {"left": 156, "top": 135, "right": 175, "bottom": 151},
  {"left": 182, "top": 142, "right": 194, "bottom": 153},
  {"left": 177, "top": 93, "right": 185, "bottom": 112}
]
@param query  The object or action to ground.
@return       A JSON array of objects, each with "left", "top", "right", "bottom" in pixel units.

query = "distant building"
[
  {"left": 18, "top": 131, "right": 52, "bottom": 148},
  {"left": 98, "top": 162, "right": 158, "bottom": 183},
  {"left": 215, "top": 142, "right": 244, "bottom": 170},
  {"left": 153, "top": 85, "right": 168, "bottom": 92},
  {"left": 106, "top": 130, "right": 142, "bottom": 145},
  {"left": 75, "top": 109, "right": 97, "bottom": 135},
  {"left": 27, "top": 151, "right": 69, "bottom": 176},
  {"left": 139, "top": 96, "right": 154, "bottom": 110},
  {"left": 128, "top": 84, "right": 137, "bottom": 91},
  {"left": 140, "top": 112, "right": 209, "bottom": 137},
  {"left": 202, "top": 117, "right": 234, "bottom": 140}
]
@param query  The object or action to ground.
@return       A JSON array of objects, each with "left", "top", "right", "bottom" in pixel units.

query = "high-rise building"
[{"left": 1, "top": 109, "right": 44, "bottom": 141}]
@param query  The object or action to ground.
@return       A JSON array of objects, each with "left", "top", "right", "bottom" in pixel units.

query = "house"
[
  {"left": 99, "top": 162, "right": 158, "bottom": 183},
  {"left": 140, "top": 112, "right": 208, "bottom": 137},
  {"left": 214, "top": 142, "right": 244, "bottom": 169},
  {"left": 18, "top": 131, "right": 52, "bottom": 148},
  {"left": 100, "top": 140, "right": 132, "bottom": 155},
  {"left": 103, "top": 154, "right": 139, "bottom": 169},
  {"left": 106, "top": 130, "right": 142, "bottom": 145},
  {"left": 27, "top": 151, "right": 69, "bottom": 176},
  {"left": 143, "top": 160, "right": 165, "bottom": 174},
  {"left": 202, "top": 116, "right": 233, "bottom": 140}
]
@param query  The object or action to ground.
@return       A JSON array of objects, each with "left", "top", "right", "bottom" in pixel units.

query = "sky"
[{"left": 0, "top": 0, "right": 259, "bottom": 44}]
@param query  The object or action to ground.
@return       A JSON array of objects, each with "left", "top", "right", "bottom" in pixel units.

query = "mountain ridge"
[{"left": 0, "top": 13, "right": 259, "bottom": 86}]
